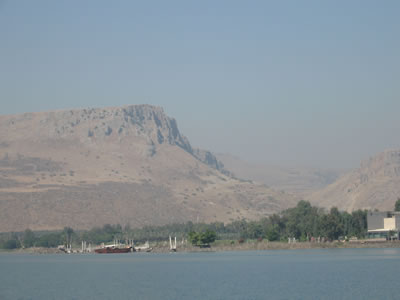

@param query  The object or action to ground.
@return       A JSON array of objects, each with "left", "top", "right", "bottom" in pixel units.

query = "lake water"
[{"left": 0, "top": 248, "right": 399, "bottom": 300}]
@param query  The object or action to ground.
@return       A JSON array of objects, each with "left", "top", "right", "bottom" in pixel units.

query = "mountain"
[
  {"left": 0, "top": 105, "right": 297, "bottom": 232},
  {"left": 307, "top": 150, "right": 400, "bottom": 211},
  {"left": 216, "top": 153, "right": 342, "bottom": 196}
]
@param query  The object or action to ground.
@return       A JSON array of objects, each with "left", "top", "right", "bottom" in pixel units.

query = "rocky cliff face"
[
  {"left": 308, "top": 150, "right": 400, "bottom": 211},
  {"left": 3, "top": 105, "right": 190, "bottom": 153},
  {"left": 1, "top": 104, "right": 229, "bottom": 171},
  {"left": 0, "top": 105, "right": 297, "bottom": 231},
  {"left": 193, "top": 149, "right": 233, "bottom": 177}
]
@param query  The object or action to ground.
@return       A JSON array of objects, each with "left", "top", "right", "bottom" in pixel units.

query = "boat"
[
  {"left": 135, "top": 241, "right": 153, "bottom": 252},
  {"left": 94, "top": 243, "right": 133, "bottom": 254}
]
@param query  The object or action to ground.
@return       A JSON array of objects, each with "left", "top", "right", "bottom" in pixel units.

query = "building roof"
[{"left": 368, "top": 228, "right": 397, "bottom": 233}]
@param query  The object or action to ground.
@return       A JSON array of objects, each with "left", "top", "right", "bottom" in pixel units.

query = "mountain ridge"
[
  {"left": 0, "top": 105, "right": 297, "bottom": 232},
  {"left": 307, "top": 149, "right": 400, "bottom": 211}
]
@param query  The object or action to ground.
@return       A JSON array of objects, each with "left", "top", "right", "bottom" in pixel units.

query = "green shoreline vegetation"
[{"left": 0, "top": 201, "right": 370, "bottom": 251}]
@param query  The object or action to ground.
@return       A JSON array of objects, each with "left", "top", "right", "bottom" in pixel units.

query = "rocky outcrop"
[
  {"left": 120, "top": 105, "right": 193, "bottom": 153},
  {"left": 193, "top": 149, "right": 233, "bottom": 177}
]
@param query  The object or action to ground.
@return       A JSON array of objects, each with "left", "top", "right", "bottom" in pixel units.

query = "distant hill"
[
  {"left": 216, "top": 153, "right": 342, "bottom": 196},
  {"left": 0, "top": 105, "right": 297, "bottom": 232},
  {"left": 307, "top": 150, "right": 400, "bottom": 211}
]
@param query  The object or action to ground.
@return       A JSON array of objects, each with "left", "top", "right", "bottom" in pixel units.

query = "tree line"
[{"left": 0, "top": 200, "right": 368, "bottom": 249}]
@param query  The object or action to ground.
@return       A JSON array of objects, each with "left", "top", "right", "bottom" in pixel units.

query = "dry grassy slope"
[
  {"left": 307, "top": 150, "right": 400, "bottom": 211},
  {"left": 216, "top": 153, "right": 342, "bottom": 196},
  {"left": 0, "top": 105, "right": 297, "bottom": 232}
]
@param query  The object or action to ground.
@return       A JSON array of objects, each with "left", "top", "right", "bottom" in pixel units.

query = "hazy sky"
[{"left": 1, "top": 1, "right": 399, "bottom": 169}]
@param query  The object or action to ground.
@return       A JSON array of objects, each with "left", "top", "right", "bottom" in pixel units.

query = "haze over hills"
[
  {"left": 217, "top": 150, "right": 400, "bottom": 213},
  {"left": 0, "top": 105, "right": 297, "bottom": 232},
  {"left": 216, "top": 153, "right": 343, "bottom": 196},
  {"left": 307, "top": 150, "right": 400, "bottom": 212}
]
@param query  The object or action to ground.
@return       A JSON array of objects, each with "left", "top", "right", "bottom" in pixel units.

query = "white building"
[{"left": 367, "top": 211, "right": 400, "bottom": 240}]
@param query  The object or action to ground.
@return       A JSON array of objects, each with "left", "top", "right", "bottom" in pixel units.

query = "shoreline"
[
  {"left": 165, "top": 240, "right": 400, "bottom": 253},
  {"left": 2, "top": 240, "right": 400, "bottom": 255}
]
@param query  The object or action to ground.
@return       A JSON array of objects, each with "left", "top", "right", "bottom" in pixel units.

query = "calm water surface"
[{"left": 0, "top": 248, "right": 399, "bottom": 300}]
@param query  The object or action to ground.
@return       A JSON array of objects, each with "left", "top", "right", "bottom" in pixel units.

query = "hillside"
[
  {"left": 307, "top": 150, "right": 400, "bottom": 211},
  {"left": 0, "top": 105, "right": 297, "bottom": 232},
  {"left": 216, "top": 153, "right": 342, "bottom": 196}
]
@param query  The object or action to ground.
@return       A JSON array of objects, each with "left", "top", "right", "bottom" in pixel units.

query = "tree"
[
  {"left": 202, "top": 230, "right": 217, "bottom": 245},
  {"left": 22, "top": 229, "right": 36, "bottom": 248},
  {"left": 284, "top": 200, "right": 317, "bottom": 239},
  {"left": 63, "top": 227, "right": 74, "bottom": 246},
  {"left": 188, "top": 230, "right": 216, "bottom": 247},
  {"left": 350, "top": 210, "right": 367, "bottom": 238},
  {"left": 188, "top": 231, "right": 200, "bottom": 246},
  {"left": 1, "top": 239, "right": 21, "bottom": 249},
  {"left": 319, "top": 208, "right": 343, "bottom": 241},
  {"left": 0, "top": 232, "right": 21, "bottom": 250},
  {"left": 395, "top": 198, "right": 400, "bottom": 211},
  {"left": 36, "top": 233, "right": 64, "bottom": 248},
  {"left": 246, "top": 222, "right": 263, "bottom": 239},
  {"left": 265, "top": 225, "right": 279, "bottom": 241}
]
